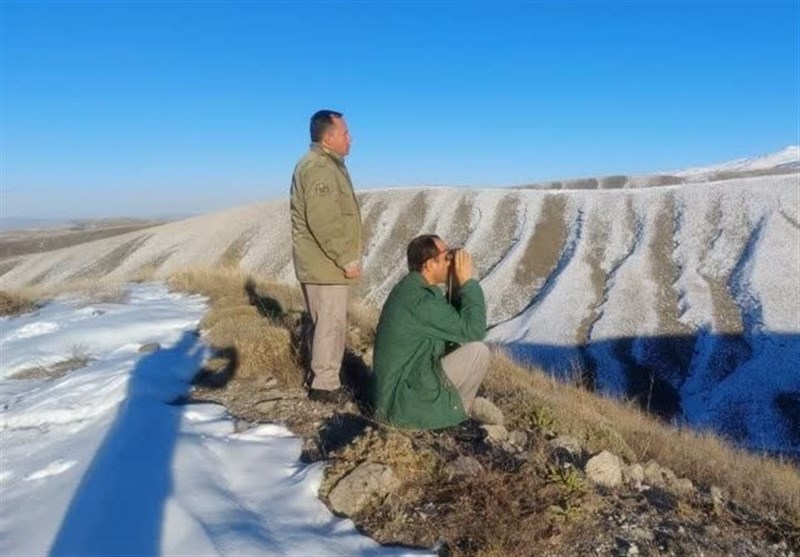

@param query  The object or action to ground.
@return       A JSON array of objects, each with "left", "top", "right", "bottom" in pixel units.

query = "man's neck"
[
  {"left": 419, "top": 270, "right": 438, "bottom": 286},
  {"left": 315, "top": 142, "right": 344, "bottom": 162}
]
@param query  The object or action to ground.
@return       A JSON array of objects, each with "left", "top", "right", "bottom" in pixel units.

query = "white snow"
[
  {"left": 674, "top": 145, "right": 800, "bottom": 178},
  {"left": 0, "top": 283, "right": 429, "bottom": 556}
]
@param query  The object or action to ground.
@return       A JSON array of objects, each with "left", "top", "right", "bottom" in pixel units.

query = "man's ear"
[{"left": 420, "top": 258, "right": 431, "bottom": 274}]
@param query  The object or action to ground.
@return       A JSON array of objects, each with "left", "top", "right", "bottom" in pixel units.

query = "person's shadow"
[{"left": 49, "top": 331, "right": 205, "bottom": 556}]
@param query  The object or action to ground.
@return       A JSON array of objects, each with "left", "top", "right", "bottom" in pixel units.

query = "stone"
[
  {"left": 710, "top": 485, "right": 725, "bottom": 513},
  {"left": 481, "top": 424, "right": 509, "bottom": 443},
  {"left": 629, "top": 527, "right": 655, "bottom": 542},
  {"left": 508, "top": 429, "right": 528, "bottom": 449},
  {"left": 671, "top": 478, "right": 694, "bottom": 495},
  {"left": 264, "top": 377, "right": 279, "bottom": 389},
  {"left": 328, "top": 462, "right": 400, "bottom": 517},
  {"left": 138, "top": 342, "right": 160, "bottom": 354},
  {"left": 585, "top": 450, "right": 623, "bottom": 488},
  {"left": 445, "top": 456, "right": 484, "bottom": 478},
  {"left": 470, "top": 397, "right": 505, "bottom": 425},
  {"left": 622, "top": 463, "right": 645, "bottom": 488},
  {"left": 662, "top": 466, "right": 678, "bottom": 484},
  {"left": 643, "top": 460, "right": 665, "bottom": 487},
  {"left": 549, "top": 435, "right": 584, "bottom": 465}
]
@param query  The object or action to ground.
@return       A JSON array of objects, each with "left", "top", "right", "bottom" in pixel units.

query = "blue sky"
[{"left": 2, "top": 1, "right": 798, "bottom": 219}]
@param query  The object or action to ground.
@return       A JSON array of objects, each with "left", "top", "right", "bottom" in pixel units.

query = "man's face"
[
  {"left": 426, "top": 238, "right": 452, "bottom": 284},
  {"left": 323, "top": 116, "right": 352, "bottom": 157}
]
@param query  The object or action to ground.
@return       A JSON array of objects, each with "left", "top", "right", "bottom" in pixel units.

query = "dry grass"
[
  {"left": 483, "top": 350, "right": 800, "bottom": 528},
  {"left": 0, "top": 289, "right": 39, "bottom": 317},
  {"left": 322, "top": 427, "right": 438, "bottom": 494},
  {"left": 168, "top": 267, "right": 306, "bottom": 388},
  {"left": 347, "top": 298, "right": 380, "bottom": 353},
  {"left": 11, "top": 344, "right": 93, "bottom": 380}
]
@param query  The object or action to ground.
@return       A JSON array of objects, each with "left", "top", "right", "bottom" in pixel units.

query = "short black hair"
[
  {"left": 407, "top": 235, "right": 441, "bottom": 272},
  {"left": 310, "top": 110, "right": 343, "bottom": 143}
]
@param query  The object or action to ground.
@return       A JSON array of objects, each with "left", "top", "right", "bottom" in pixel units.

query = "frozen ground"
[{"left": 0, "top": 283, "right": 429, "bottom": 556}]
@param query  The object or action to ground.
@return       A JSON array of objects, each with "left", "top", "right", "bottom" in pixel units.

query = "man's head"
[
  {"left": 310, "top": 109, "right": 351, "bottom": 157},
  {"left": 407, "top": 234, "right": 452, "bottom": 285}
]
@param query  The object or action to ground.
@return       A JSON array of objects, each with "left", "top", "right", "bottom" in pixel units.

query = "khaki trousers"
[
  {"left": 302, "top": 284, "right": 349, "bottom": 391},
  {"left": 441, "top": 342, "right": 491, "bottom": 412}
]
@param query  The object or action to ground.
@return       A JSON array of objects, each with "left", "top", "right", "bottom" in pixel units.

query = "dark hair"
[
  {"left": 310, "top": 110, "right": 343, "bottom": 143},
  {"left": 407, "top": 235, "right": 441, "bottom": 272}
]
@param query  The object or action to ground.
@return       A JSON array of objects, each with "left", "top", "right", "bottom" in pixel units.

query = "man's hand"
[
  {"left": 453, "top": 249, "right": 473, "bottom": 286},
  {"left": 344, "top": 261, "right": 362, "bottom": 279}
]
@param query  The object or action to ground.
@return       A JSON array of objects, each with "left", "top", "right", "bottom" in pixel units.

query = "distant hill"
[
  {"left": 1, "top": 154, "right": 798, "bottom": 456},
  {"left": 673, "top": 145, "right": 800, "bottom": 179},
  {"left": 0, "top": 218, "right": 169, "bottom": 261},
  {"left": 514, "top": 145, "right": 800, "bottom": 190}
]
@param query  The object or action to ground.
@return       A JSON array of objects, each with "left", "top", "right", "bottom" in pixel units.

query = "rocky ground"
[{"left": 190, "top": 367, "right": 799, "bottom": 557}]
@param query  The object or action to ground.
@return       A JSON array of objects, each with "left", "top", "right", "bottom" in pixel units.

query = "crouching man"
[{"left": 372, "top": 234, "right": 490, "bottom": 429}]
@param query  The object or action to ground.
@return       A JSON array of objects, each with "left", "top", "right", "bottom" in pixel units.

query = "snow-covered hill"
[
  {"left": 2, "top": 169, "right": 799, "bottom": 455},
  {"left": 674, "top": 145, "right": 800, "bottom": 179}
]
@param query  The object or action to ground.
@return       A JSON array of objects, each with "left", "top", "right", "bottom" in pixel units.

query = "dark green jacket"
[
  {"left": 290, "top": 143, "right": 363, "bottom": 284},
  {"left": 372, "top": 272, "right": 487, "bottom": 429}
]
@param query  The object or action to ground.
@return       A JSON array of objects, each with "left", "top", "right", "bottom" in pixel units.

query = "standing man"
[
  {"left": 290, "top": 110, "right": 363, "bottom": 403},
  {"left": 372, "top": 235, "right": 490, "bottom": 429}
]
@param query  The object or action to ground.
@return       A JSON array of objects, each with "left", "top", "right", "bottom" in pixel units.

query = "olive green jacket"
[
  {"left": 290, "top": 144, "right": 363, "bottom": 284},
  {"left": 372, "top": 272, "right": 487, "bottom": 430}
]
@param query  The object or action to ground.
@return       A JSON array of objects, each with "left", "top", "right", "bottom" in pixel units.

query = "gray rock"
[
  {"left": 138, "top": 342, "right": 160, "bottom": 354},
  {"left": 622, "top": 463, "right": 645, "bottom": 488},
  {"left": 585, "top": 450, "right": 623, "bottom": 488},
  {"left": 710, "top": 485, "right": 725, "bottom": 513},
  {"left": 445, "top": 456, "right": 484, "bottom": 478},
  {"left": 671, "top": 478, "right": 694, "bottom": 495},
  {"left": 643, "top": 460, "right": 665, "bottom": 486},
  {"left": 470, "top": 397, "right": 505, "bottom": 425},
  {"left": 328, "top": 462, "right": 400, "bottom": 516},
  {"left": 264, "top": 377, "right": 279, "bottom": 389},
  {"left": 508, "top": 429, "right": 528, "bottom": 449},
  {"left": 662, "top": 466, "right": 678, "bottom": 484},
  {"left": 481, "top": 424, "right": 509, "bottom": 443},
  {"left": 628, "top": 527, "right": 655, "bottom": 542}
]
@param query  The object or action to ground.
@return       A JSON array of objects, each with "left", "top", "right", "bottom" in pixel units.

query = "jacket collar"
[
  {"left": 408, "top": 271, "right": 440, "bottom": 291},
  {"left": 311, "top": 142, "right": 345, "bottom": 165}
]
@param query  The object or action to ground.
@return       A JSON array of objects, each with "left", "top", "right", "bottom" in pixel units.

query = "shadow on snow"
[
  {"left": 50, "top": 331, "right": 205, "bottom": 557},
  {"left": 498, "top": 331, "right": 800, "bottom": 458}
]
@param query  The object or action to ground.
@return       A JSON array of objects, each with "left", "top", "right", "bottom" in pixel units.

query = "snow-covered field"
[{"left": 0, "top": 284, "right": 428, "bottom": 556}]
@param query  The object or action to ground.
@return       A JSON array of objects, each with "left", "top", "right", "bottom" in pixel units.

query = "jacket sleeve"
[
  {"left": 302, "top": 164, "right": 360, "bottom": 269},
  {"left": 416, "top": 279, "right": 487, "bottom": 343}
]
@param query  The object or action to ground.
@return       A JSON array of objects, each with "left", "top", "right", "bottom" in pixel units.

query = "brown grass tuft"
[
  {"left": 0, "top": 289, "right": 39, "bottom": 317},
  {"left": 322, "top": 427, "right": 438, "bottom": 498},
  {"left": 347, "top": 298, "right": 380, "bottom": 353},
  {"left": 169, "top": 267, "right": 306, "bottom": 388}
]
